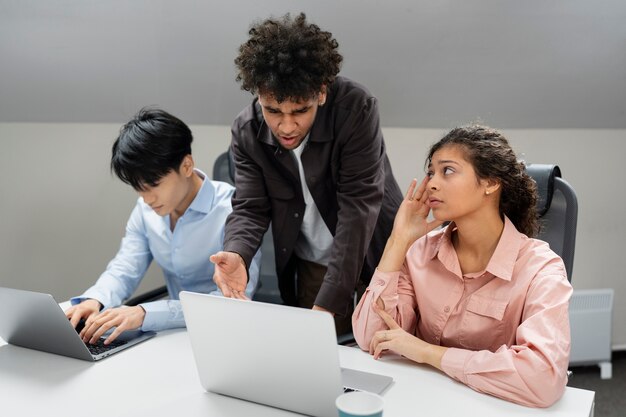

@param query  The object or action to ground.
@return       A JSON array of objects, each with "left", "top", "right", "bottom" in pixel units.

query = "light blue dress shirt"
[{"left": 71, "top": 169, "right": 260, "bottom": 332}]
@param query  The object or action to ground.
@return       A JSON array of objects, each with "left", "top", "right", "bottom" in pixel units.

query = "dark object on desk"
[{"left": 525, "top": 164, "right": 578, "bottom": 282}]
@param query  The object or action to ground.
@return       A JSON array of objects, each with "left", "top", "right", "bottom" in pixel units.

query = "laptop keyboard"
[
  {"left": 85, "top": 338, "right": 127, "bottom": 355},
  {"left": 74, "top": 319, "right": 128, "bottom": 355}
]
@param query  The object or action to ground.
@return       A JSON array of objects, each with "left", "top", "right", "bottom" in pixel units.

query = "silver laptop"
[
  {"left": 180, "top": 291, "right": 393, "bottom": 417},
  {"left": 0, "top": 287, "right": 156, "bottom": 361}
]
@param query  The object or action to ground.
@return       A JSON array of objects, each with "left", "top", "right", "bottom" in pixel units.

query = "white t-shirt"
[{"left": 291, "top": 136, "right": 334, "bottom": 265}]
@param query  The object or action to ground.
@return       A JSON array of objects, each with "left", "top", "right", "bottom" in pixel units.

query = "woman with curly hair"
[
  {"left": 352, "top": 125, "right": 573, "bottom": 407},
  {"left": 211, "top": 13, "right": 403, "bottom": 335}
]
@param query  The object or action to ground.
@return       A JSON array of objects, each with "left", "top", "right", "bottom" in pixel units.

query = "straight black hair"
[{"left": 111, "top": 107, "right": 192, "bottom": 191}]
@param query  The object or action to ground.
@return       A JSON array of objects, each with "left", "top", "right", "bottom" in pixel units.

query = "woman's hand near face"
[
  {"left": 377, "top": 177, "right": 444, "bottom": 272},
  {"left": 391, "top": 176, "right": 443, "bottom": 246}
]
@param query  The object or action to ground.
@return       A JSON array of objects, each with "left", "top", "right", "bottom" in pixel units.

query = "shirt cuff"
[
  {"left": 139, "top": 302, "right": 167, "bottom": 332},
  {"left": 70, "top": 297, "right": 88, "bottom": 306},
  {"left": 77, "top": 287, "right": 115, "bottom": 309},
  {"left": 70, "top": 295, "right": 106, "bottom": 310},
  {"left": 441, "top": 347, "right": 472, "bottom": 384},
  {"left": 369, "top": 269, "right": 401, "bottom": 302},
  {"left": 138, "top": 299, "right": 185, "bottom": 332}
]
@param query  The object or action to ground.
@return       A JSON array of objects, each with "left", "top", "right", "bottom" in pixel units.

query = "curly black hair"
[
  {"left": 235, "top": 12, "right": 343, "bottom": 102},
  {"left": 426, "top": 125, "right": 540, "bottom": 238}
]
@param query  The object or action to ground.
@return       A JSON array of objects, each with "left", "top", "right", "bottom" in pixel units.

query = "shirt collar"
[
  {"left": 485, "top": 216, "right": 524, "bottom": 281},
  {"left": 429, "top": 216, "right": 523, "bottom": 281},
  {"left": 186, "top": 169, "right": 214, "bottom": 215}
]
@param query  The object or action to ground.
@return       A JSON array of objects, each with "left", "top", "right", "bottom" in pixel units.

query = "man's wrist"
[
  {"left": 86, "top": 298, "right": 103, "bottom": 311},
  {"left": 136, "top": 305, "right": 147, "bottom": 320},
  {"left": 232, "top": 251, "right": 246, "bottom": 267}
]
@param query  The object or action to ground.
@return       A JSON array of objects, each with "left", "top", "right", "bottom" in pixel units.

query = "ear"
[
  {"left": 180, "top": 155, "right": 195, "bottom": 177},
  {"left": 483, "top": 178, "right": 501, "bottom": 196},
  {"left": 318, "top": 85, "right": 327, "bottom": 107}
]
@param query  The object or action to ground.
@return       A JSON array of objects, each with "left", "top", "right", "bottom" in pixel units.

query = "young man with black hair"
[
  {"left": 66, "top": 108, "right": 260, "bottom": 344},
  {"left": 210, "top": 13, "right": 402, "bottom": 334}
]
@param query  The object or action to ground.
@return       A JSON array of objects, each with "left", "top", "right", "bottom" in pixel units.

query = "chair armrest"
[{"left": 125, "top": 286, "right": 168, "bottom": 306}]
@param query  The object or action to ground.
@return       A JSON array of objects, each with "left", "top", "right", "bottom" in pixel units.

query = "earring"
[
  {"left": 319, "top": 101, "right": 325, "bottom": 107},
  {"left": 485, "top": 191, "right": 490, "bottom": 195}
]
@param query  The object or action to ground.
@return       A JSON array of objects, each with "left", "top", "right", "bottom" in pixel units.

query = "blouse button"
[{"left": 444, "top": 305, "right": 450, "bottom": 313}]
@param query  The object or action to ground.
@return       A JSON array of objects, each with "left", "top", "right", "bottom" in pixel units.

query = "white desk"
[{"left": 0, "top": 329, "right": 594, "bottom": 417}]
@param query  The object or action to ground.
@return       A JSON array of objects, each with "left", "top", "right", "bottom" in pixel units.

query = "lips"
[
  {"left": 428, "top": 198, "right": 442, "bottom": 208},
  {"left": 280, "top": 136, "right": 298, "bottom": 145}
]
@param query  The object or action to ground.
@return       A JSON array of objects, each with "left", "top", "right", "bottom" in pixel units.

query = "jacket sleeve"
[
  {"left": 440, "top": 261, "right": 572, "bottom": 408},
  {"left": 315, "top": 97, "right": 386, "bottom": 316},
  {"left": 223, "top": 120, "right": 271, "bottom": 268}
]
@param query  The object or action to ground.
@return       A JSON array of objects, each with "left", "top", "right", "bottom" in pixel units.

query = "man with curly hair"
[{"left": 211, "top": 13, "right": 402, "bottom": 335}]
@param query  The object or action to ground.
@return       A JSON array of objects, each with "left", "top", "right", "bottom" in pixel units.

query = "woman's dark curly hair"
[
  {"left": 427, "top": 125, "right": 540, "bottom": 238},
  {"left": 235, "top": 12, "right": 343, "bottom": 102}
]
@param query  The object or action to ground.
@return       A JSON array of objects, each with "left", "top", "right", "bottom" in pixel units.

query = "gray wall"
[
  {"left": 1, "top": 2, "right": 626, "bottom": 347},
  {"left": 1, "top": 1, "right": 625, "bottom": 128},
  {"left": 2, "top": 125, "right": 626, "bottom": 349}
]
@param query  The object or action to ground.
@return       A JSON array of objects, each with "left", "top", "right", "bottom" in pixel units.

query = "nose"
[
  {"left": 139, "top": 190, "right": 155, "bottom": 205},
  {"left": 279, "top": 115, "right": 297, "bottom": 136},
  {"left": 428, "top": 176, "right": 439, "bottom": 191}
]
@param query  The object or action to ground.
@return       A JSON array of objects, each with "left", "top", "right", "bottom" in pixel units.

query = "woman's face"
[{"left": 426, "top": 145, "right": 493, "bottom": 222}]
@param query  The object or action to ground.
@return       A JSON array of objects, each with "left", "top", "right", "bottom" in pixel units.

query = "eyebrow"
[
  {"left": 428, "top": 159, "right": 461, "bottom": 168},
  {"left": 261, "top": 104, "right": 311, "bottom": 114}
]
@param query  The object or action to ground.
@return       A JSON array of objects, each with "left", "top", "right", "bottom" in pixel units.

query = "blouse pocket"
[{"left": 459, "top": 294, "right": 508, "bottom": 352}]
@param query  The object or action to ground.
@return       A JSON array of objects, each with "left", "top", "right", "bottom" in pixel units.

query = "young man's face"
[
  {"left": 137, "top": 157, "right": 195, "bottom": 217},
  {"left": 258, "top": 90, "right": 327, "bottom": 150}
]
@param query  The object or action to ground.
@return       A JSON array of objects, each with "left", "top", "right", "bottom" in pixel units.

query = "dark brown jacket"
[{"left": 224, "top": 76, "right": 402, "bottom": 316}]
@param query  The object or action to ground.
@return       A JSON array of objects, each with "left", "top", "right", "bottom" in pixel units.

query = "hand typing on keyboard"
[
  {"left": 66, "top": 301, "right": 146, "bottom": 345},
  {"left": 85, "top": 338, "right": 128, "bottom": 355}
]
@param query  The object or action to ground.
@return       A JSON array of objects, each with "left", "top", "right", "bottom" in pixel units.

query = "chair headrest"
[
  {"left": 226, "top": 149, "right": 235, "bottom": 182},
  {"left": 525, "top": 164, "right": 562, "bottom": 216}
]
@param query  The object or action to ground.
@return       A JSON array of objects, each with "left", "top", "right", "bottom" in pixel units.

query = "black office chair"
[
  {"left": 525, "top": 164, "right": 578, "bottom": 282},
  {"left": 526, "top": 164, "right": 579, "bottom": 380},
  {"left": 125, "top": 285, "right": 168, "bottom": 306}
]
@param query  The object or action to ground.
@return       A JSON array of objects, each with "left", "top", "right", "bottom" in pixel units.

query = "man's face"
[
  {"left": 258, "top": 91, "right": 326, "bottom": 150},
  {"left": 137, "top": 157, "right": 194, "bottom": 217}
]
